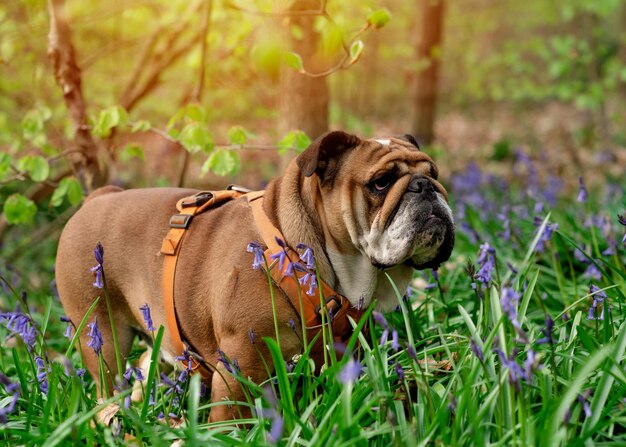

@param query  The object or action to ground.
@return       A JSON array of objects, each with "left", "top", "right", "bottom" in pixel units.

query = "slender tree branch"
[{"left": 47, "top": 0, "right": 106, "bottom": 190}]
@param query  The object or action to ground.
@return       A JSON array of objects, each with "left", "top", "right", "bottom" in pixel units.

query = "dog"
[{"left": 55, "top": 130, "right": 454, "bottom": 421}]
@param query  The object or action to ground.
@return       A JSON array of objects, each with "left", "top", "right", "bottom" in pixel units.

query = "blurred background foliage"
[{"left": 0, "top": 0, "right": 625, "bottom": 284}]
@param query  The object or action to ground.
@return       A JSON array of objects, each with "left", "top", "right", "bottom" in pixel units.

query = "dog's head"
[{"left": 297, "top": 131, "right": 455, "bottom": 271}]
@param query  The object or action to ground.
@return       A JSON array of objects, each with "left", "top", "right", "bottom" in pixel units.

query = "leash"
[{"left": 160, "top": 186, "right": 363, "bottom": 376}]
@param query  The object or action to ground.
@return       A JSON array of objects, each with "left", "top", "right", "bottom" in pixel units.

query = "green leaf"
[
  {"left": 130, "top": 120, "right": 151, "bottom": 133},
  {"left": 3, "top": 193, "right": 37, "bottom": 224},
  {"left": 227, "top": 126, "right": 248, "bottom": 146},
  {"left": 17, "top": 155, "right": 49, "bottom": 182},
  {"left": 201, "top": 149, "right": 240, "bottom": 176},
  {"left": 21, "top": 107, "right": 51, "bottom": 147},
  {"left": 251, "top": 39, "right": 284, "bottom": 80},
  {"left": 185, "top": 104, "right": 207, "bottom": 124},
  {"left": 51, "top": 177, "right": 83, "bottom": 207},
  {"left": 92, "top": 106, "right": 129, "bottom": 138},
  {"left": 179, "top": 123, "right": 213, "bottom": 154},
  {"left": 349, "top": 40, "right": 364, "bottom": 64},
  {"left": 0, "top": 152, "right": 11, "bottom": 181},
  {"left": 284, "top": 51, "right": 304, "bottom": 72},
  {"left": 278, "top": 130, "right": 311, "bottom": 155},
  {"left": 368, "top": 8, "right": 392, "bottom": 29},
  {"left": 119, "top": 144, "right": 145, "bottom": 162}
]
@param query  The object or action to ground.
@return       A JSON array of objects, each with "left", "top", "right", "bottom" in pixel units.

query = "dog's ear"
[
  {"left": 297, "top": 131, "right": 361, "bottom": 181},
  {"left": 399, "top": 134, "right": 420, "bottom": 149}
]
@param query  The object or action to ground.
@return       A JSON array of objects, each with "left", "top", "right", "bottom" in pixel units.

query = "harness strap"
[
  {"left": 161, "top": 187, "right": 364, "bottom": 376},
  {"left": 160, "top": 188, "right": 245, "bottom": 377},
  {"left": 246, "top": 193, "right": 362, "bottom": 343}
]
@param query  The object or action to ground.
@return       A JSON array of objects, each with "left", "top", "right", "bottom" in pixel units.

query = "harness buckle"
[
  {"left": 227, "top": 184, "right": 253, "bottom": 194},
  {"left": 315, "top": 295, "right": 342, "bottom": 318},
  {"left": 169, "top": 214, "right": 193, "bottom": 229},
  {"left": 181, "top": 192, "right": 214, "bottom": 208}
]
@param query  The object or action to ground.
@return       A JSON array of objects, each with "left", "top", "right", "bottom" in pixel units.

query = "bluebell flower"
[
  {"left": 246, "top": 242, "right": 265, "bottom": 270},
  {"left": 268, "top": 413, "right": 284, "bottom": 445},
  {"left": 390, "top": 330, "right": 400, "bottom": 351},
  {"left": 160, "top": 372, "right": 183, "bottom": 396},
  {"left": 76, "top": 368, "right": 86, "bottom": 380},
  {"left": 86, "top": 318, "right": 104, "bottom": 355},
  {"left": 298, "top": 271, "right": 318, "bottom": 296},
  {"left": 90, "top": 242, "right": 104, "bottom": 289},
  {"left": 269, "top": 250, "right": 288, "bottom": 272},
  {"left": 475, "top": 243, "right": 496, "bottom": 284},
  {"left": 357, "top": 296, "right": 365, "bottom": 311},
  {"left": 338, "top": 358, "right": 361, "bottom": 384},
  {"left": 139, "top": 303, "right": 155, "bottom": 331},
  {"left": 394, "top": 361, "right": 404, "bottom": 380},
  {"left": 296, "top": 243, "right": 315, "bottom": 269},
  {"left": 536, "top": 315, "right": 555, "bottom": 345},
  {"left": 405, "top": 343, "right": 417, "bottom": 361},
  {"left": 577, "top": 177, "right": 588, "bottom": 203},
  {"left": 587, "top": 284, "right": 607, "bottom": 320},
  {"left": 0, "top": 311, "right": 37, "bottom": 351},
  {"left": 501, "top": 287, "right": 521, "bottom": 328},
  {"left": 533, "top": 219, "right": 558, "bottom": 253},
  {"left": 34, "top": 355, "right": 49, "bottom": 395},
  {"left": 543, "top": 175, "right": 562, "bottom": 207},
  {"left": 470, "top": 339, "right": 484, "bottom": 363},
  {"left": 0, "top": 373, "right": 20, "bottom": 424},
  {"left": 618, "top": 214, "right": 626, "bottom": 245},
  {"left": 248, "top": 328, "right": 256, "bottom": 345},
  {"left": 217, "top": 349, "right": 238, "bottom": 374},
  {"left": 288, "top": 318, "right": 296, "bottom": 333},
  {"left": 497, "top": 208, "right": 511, "bottom": 241},
  {"left": 583, "top": 263, "right": 602, "bottom": 280}
]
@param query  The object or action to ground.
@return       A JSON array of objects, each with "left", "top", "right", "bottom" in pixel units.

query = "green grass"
[{"left": 1, "top": 159, "right": 625, "bottom": 446}]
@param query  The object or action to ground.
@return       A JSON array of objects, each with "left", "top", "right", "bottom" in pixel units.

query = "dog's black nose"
[
  {"left": 408, "top": 175, "right": 435, "bottom": 199},
  {"left": 407, "top": 175, "right": 435, "bottom": 200}
]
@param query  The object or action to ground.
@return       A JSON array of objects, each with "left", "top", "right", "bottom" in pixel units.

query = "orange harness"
[{"left": 159, "top": 187, "right": 363, "bottom": 376}]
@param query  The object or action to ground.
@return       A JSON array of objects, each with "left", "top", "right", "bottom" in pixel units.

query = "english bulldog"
[{"left": 55, "top": 130, "right": 454, "bottom": 420}]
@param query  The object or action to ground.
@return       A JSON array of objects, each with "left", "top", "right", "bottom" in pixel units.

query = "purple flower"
[
  {"left": 405, "top": 343, "right": 417, "bottom": 361},
  {"left": 470, "top": 339, "right": 484, "bottom": 362},
  {"left": 577, "top": 177, "right": 588, "bottom": 203},
  {"left": 338, "top": 358, "right": 361, "bottom": 384},
  {"left": 583, "top": 263, "right": 602, "bottom": 280},
  {"left": 536, "top": 315, "right": 555, "bottom": 345},
  {"left": 34, "top": 355, "right": 49, "bottom": 395},
  {"left": 394, "top": 361, "right": 404, "bottom": 380},
  {"left": 296, "top": 243, "right": 315, "bottom": 269},
  {"left": 76, "top": 368, "right": 86, "bottom": 380},
  {"left": 587, "top": 284, "right": 607, "bottom": 320},
  {"left": 246, "top": 242, "right": 265, "bottom": 270},
  {"left": 269, "top": 250, "right": 288, "bottom": 272},
  {"left": 217, "top": 349, "right": 238, "bottom": 374},
  {"left": 140, "top": 303, "right": 155, "bottom": 331},
  {"left": 372, "top": 311, "right": 389, "bottom": 330},
  {"left": 90, "top": 242, "right": 104, "bottom": 289},
  {"left": 501, "top": 287, "right": 521, "bottom": 328},
  {"left": 534, "top": 219, "right": 559, "bottom": 254},
  {"left": 475, "top": 243, "right": 496, "bottom": 284},
  {"left": 123, "top": 366, "right": 144, "bottom": 383},
  {"left": 0, "top": 373, "right": 20, "bottom": 424},
  {"left": 86, "top": 318, "right": 104, "bottom": 355},
  {"left": 288, "top": 318, "right": 296, "bottom": 333},
  {"left": 618, "top": 214, "right": 626, "bottom": 245},
  {"left": 391, "top": 330, "right": 400, "bottom": 351},
  {"left": 160, "top": 372, "right": 183, "bottom": 396},
  {"left": 494, "top": 348, "right": 538, "bottom": 392},
  {"left": 298, "top": 271, "right": 318, "bottom": 296},
  {"left": 357, "top": 296, "right": 365, "bottom": 311},
  {"left": 248, "top": 328, "right": 256, "bottom": 344},
  {"left": 0, "top": 311, "right": 37, "bottom": 351},
  {"left": 268, "top": 413, "right": 284, "bottom": 444},
  {"left": 497, "top": 209, "right": 511, "bottom": 241}
]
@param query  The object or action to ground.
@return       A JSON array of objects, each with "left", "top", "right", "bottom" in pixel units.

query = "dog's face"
[{"left": 297, "top": 131, "right": 455, "bottom": 272}]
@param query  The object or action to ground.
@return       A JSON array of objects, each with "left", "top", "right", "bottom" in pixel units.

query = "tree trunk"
[
  {"left": 413, "top": 0, "right": 445, "bottom": 146},
  {"left": 278, "top": 0, "right": 329, "bottom": 142},
  {"left": 47, "top": 0, "right": 107, "bottom": 190}
]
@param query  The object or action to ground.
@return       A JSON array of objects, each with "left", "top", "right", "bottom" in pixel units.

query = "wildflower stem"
[
  {"left": 262, "top": 258, "right": 281, "bottom": 348},
  {"left": 101, "top": 274, "right": 125, "bottom": 383}
]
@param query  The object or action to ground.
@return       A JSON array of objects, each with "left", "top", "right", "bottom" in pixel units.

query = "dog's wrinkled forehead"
[{"left": 370, "top": 135, "right": 420, "bottom": 151}]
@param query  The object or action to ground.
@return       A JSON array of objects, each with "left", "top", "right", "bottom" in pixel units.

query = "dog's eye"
[{"left": 369, "top": 173, "right": 395, "bottom": 193}]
